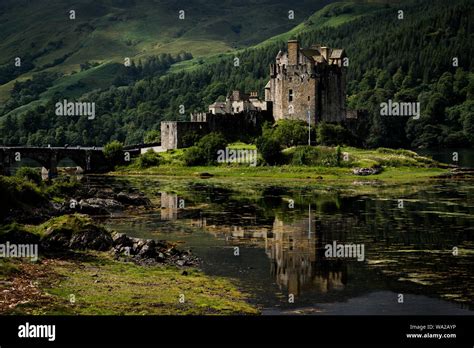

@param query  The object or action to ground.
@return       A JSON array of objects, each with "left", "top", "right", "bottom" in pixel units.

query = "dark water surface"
[{"left": 86, "top": 175, "right": 473, "bottom": 315}]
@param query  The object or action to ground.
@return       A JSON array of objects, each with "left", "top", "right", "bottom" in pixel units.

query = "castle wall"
[
  {"left": 272, "top": 63, "right": 317, "bottom": 123},
  {"left": 161, "top": 121, "right": 209, "bottom": 150},
  {"left": 161, "top": 111, "right": 272, "bottom": 150},
  {"left": 319, "top": 66, "right": 346, "bottom": 123}
]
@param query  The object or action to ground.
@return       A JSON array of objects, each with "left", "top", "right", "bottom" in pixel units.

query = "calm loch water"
[{"left": 87, "top": 176, "right": 473, "bottom": 315}]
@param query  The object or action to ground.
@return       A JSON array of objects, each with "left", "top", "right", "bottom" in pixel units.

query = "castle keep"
[
  {"left": 266, "top": 39, "right": 347, "bottom": 124},
  {"left": 160, "top": 40, "right": 350, "bottom": 150}
]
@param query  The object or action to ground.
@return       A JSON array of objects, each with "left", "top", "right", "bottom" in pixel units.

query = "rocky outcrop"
[
  {"left": 77, "top": 198, "right": 124, "bottom": 215},
  {"left": 40, "top": 215, "right": 113, "bottom": 251},
  {"left": 112, "top": 232, "right": 199, "bottom": 267},
  {"left": 34, "top": 214, "right": 199, "bottom": 267}
]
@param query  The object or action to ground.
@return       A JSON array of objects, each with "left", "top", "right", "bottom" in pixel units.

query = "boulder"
[
  {"left": 352, "top": 167, "right": 382, "bottom": 176},
  {"left": 40, "top": 215, "right": 113, "bottom": 251},
  {"left": 78, "top": 198, "right": 123, "bottom": 215}
]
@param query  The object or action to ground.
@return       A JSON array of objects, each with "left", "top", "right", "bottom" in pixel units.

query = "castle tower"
[
  {"left": 267, "top": 40, "right": 347, "bottom": 125},
  {"left": 287, "top": 39, "right": 299, "bottom": 65}
]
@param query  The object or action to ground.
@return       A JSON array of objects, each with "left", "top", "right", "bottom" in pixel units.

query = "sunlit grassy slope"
[
  {"left": 0, "top": 0, "right": 334, "bottom": 103},
  {"left": 0, "top": 0, "right": 389, "bottom": 112}
]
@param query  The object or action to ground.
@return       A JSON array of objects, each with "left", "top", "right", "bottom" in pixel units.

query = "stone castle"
[{"left": 161, "top": 39, "right": 352, "bottom": 150}]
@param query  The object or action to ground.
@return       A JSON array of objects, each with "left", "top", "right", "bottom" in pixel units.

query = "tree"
[
  {"left": 256, "top": 136, "right": 282, "bottom": 165},
  {"left": 143, "top": 130, "right": 161, "bottom": 143},
  {"left": 316, "top": 122, "right": 353, "bottom": 146},
  {"left": 272, "top": 120, "right": 309, "bottom": 148},
  {"left": 183, "top": 146, "right": 206, "bottom": 166},
  {"left": 103, "top": 140, "right": 124, "bottom": 167},
  {"left": 196, "top": 133, "right": 227, "bottom": 165}
]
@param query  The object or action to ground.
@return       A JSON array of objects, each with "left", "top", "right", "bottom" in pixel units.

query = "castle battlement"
[
  {"left": 160, "top": 40, "right": 349, "bottom": 150},
  {"left": 267, "top": 39, "right": 347, "bottom": 123}
]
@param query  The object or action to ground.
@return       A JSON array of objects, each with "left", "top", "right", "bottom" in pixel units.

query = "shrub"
[
  {"left": 256, "top": 136, "right": 282, "bottom": 165},
  {"left": 196, "top": 132, "right": 227, "bottom": 165},
  {"left": 316, "top": 122, "right": 353, "bottom": 146},
  {"left": 137, "top": 149, "right": 161, "bottom": 168},
  {"left": 288, "top": 146, "right": 342, "bottom": 167},
  {"left": 44, "top": 176, "right": 81, "bottom": 198},
  {"left": 272, "top": 120, "right": 311, "bottom": 148},
  {"left": 143, "top": 130, "right": 161, "bottom": 143},
  {"left": 183, "top": 146, "right": 206, "bottom": 166},
  {"left": 0, "top": 176, "right": 45, "bottom": 218},
  {"left": 181, "top": 131, "right": 201, "bottom": 148},
  {"left": 103, "top": 140, "right": 124, "bottom": 167},
  {"left": 15, "top": 166, "right": 42, "bottom": 185}
]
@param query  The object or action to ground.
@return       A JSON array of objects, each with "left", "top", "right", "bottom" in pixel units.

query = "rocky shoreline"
[{"left": 2, "top": 178, "right": 199, "bottom": 268}]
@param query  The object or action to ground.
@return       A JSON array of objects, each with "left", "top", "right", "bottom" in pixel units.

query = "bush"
[
  {"left": 272, "top": 120, "right": 311, "bottom": 148},
  {"left": 256, "top": 136, "right": 282, "bottom": 165},
  {"left": 0, "top": 176, "right": 45, "bottom": 218},
  {"left": 137, "top": 149, "right": 161, "bottom": 168},
  {"left": 317, "top": 122, "right": 353, "bottom": 146},
  {"left": 45, "top": 177, "right": 81, "bottom": 198},
  {"left": 288, "top": 146, "right": 339, "bottom": 166},
  {"left": 183, "top": 146, "right": 206, "bottom": 166},
  {"left": 15, "top": 167, "right": 42, "bottom": 185},
  {"left": 181, "top": 131, "right": 201, "bottom": 148},
  {"left": 143, "top": 130, "right": 161, "bottom": 143},
  {"left": 103, "top": 140, "right": 124, "bottom": 167},
  {"left": 196, "top": 132, "right": 227, "bottom": 165}
]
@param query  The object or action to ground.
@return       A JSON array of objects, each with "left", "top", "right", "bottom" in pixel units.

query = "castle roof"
[
  {"left": 300, "top": 48, "right": 320, "bottom": 60},
  {"left": 209, "top": 102, "right": 226, "bottom": 107},
  {"left": 330, "top": 49, "right": 345, "bottom": 59},
  {"left": 264, "top": 81, "right": 271, "bottom": 89}
]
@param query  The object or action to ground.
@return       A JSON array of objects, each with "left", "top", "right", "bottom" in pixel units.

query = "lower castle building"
[{"left": 161, "top": 39, "right": 352, "bottom": 150}]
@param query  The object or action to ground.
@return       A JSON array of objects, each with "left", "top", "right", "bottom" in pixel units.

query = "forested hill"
[{"left": 0, "top": 0, "right": 472, "bottom": 149}]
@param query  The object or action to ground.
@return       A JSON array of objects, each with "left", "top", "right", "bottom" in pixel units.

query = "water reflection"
[{"left": 95, "top": 176, "right": 474, "bottom": 313}]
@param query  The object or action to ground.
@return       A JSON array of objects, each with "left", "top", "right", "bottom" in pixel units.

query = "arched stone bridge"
[{"left": 0, "top": 146, "right": 109, "bottom": 176}]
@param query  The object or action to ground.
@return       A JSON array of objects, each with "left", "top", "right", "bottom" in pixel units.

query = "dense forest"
[{"left": 0, "top": 0, "right": 472, "bottom": 149}]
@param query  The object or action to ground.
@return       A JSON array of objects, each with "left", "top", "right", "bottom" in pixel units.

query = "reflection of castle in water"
[
  {"left": 188, "top": 208, "right": 347, "bottom": 296},
  {"left": 267, "top": 216, "right": 345, "bottom": 296},
  {"left": 160, "top": 192, "right": 181, "bottom": 221}
]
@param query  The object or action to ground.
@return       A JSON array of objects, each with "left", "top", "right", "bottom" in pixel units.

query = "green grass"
[
  {"left": 116, "top": 164, "right": 447, "bottom": 183},
  {"left": 20, "top": 253, "right": 258, "bottom": 315},
  {"left": 115, "top": 145, "right": 449, "bottom": 183},
  {"left": 0, "top": 0, "right": 334, "bottom": 106}
]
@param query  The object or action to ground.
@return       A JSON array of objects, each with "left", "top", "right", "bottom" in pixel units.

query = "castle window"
[
  {"left": 308, "top": 96, "right": 310, "bottom": 101},
  {"left": 289, "top": 89, "right": 293, "bottom": 102}
]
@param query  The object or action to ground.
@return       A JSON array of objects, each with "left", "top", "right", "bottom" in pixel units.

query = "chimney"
[
  {"left": 320, "top": 47, "right": 329, "bottom": 61},
  {"left": 288, "top": 40, "right": 299, "bottom": 66}
]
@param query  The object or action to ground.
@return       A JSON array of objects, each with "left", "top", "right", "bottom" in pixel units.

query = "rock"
[
  {"left": 40, "top": 215, "right": 113, "bottom": 251},
  {"left": 0, "top": 227, "right": 40, "bottom": 245},
  {"left": 194, "top": 172, "right": 214, "bottom": 178},
  {"left": 78, "top": 198, "right": 123, "bottom": 215},
  {"left": 115, "top": 192, "right": 151, "bottom": 206},
  {"left": 352, "top": 167, "right": 382, "bottom": 176}
]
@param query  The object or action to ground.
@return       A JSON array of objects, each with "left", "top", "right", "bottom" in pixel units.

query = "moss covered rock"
[{"left": 39, "top": 214, "right": 113, "bottom": 251}]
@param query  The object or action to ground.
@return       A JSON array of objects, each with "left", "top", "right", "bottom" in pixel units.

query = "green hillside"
[
  {"left": 0, "top": 0, "right": 333, "bottom": 103},
  {"left": 0, "top": 0, "right": 472, "bottom": 149}
]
